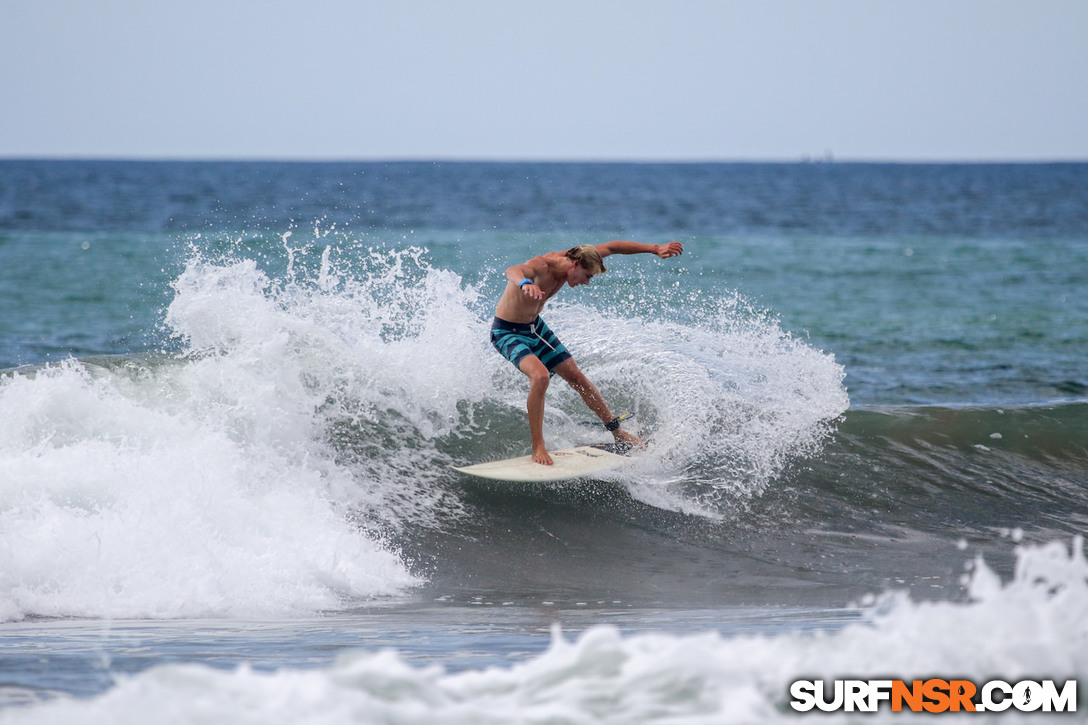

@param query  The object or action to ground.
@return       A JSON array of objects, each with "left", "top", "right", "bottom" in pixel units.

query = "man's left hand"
[{"left": 655, "top": 242, "right": 684, "bottom": 258}]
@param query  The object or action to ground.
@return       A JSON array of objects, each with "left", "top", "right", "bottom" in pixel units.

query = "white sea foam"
[
  {"left": 4, "top": 537, "right": 1083, "bottom": 723},
  {"left": 0, "top": 352, "right": 416, "bottom": 621},
  {"left": 0, "top": 242, "right": 849, "bottom": 620},
  {"left": 545, "top": 290, "right": 849, "bottom": 516},
  {"left": 0, "top": 247, "right": 474, "bottom": 621}
]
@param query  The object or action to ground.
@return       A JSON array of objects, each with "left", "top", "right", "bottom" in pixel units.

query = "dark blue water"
[
  {"left": 3, "top": 160, "right": 1087, "bottom": 405},
  {"left": 3, "top": 160, "right": 1087, "bottom": 236}
]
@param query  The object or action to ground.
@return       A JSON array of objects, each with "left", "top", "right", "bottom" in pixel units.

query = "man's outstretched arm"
[{"left": 596, "top": 241, "right": 684, "bottom": 259}]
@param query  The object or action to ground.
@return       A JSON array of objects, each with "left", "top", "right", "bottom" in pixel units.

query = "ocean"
[{"left": 0, "top": 160, "right": 1086, "bottom": 722}]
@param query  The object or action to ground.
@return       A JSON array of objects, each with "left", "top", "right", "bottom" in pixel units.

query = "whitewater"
[{"left": 1, "top": 160, "right": 1086, "bottom": 722}]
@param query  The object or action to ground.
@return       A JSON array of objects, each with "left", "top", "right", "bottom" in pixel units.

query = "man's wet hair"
[{"left": 565, "top": 245, "right": 607, "bottom": 274}]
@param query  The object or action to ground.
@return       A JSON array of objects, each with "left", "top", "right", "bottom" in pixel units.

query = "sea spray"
[
  {"left": 163, "top": 246, "right": 491, "bottom": 524},
  {"left": 167, "top": 239, "right": 848, "bottom": 522},
  {"left": 543, "top": 289, "right": 848, "bottom": 517}
]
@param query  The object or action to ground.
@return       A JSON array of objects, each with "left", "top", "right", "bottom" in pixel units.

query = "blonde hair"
[{"left": 565, "top": 245, "right": 607, "bottom": 275}]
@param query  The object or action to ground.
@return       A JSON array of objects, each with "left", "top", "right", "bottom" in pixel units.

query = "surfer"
[{"left": 491, "top": 241, "right": 684, "bottom": 465}]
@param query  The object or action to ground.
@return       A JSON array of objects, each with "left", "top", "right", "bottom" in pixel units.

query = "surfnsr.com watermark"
[{"left": 790, "top": 679, "right": 1078, "bottom": 714}]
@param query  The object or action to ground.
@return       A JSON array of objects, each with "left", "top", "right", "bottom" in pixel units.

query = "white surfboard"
[{"left": 451, "top": 444, "right": 629, "bottom": 483}]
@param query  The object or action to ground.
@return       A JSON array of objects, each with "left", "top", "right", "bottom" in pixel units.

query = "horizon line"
[{"left": 3, "top": 153, "right": 1087, "bottom": 166}]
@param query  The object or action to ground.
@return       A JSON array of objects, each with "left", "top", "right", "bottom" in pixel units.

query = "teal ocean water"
[{"left": 1, "top": 161, "right": 1086, "bottom": 721}]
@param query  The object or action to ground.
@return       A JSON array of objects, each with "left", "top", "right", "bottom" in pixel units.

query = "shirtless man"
[{"left": 491, "top": 240, "right": 684, "bottom": 464}]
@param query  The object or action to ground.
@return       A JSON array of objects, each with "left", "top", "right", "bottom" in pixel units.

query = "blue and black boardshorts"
[{"left": 490, "top": 316, "right": 573, "bottom": 373}]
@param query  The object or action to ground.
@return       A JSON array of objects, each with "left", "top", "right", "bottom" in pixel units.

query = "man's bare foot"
[{"left": 532, "top": 446, "right": 554, "bottom": 465}]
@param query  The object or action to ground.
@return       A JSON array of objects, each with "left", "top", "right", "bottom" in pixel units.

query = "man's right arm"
[
  {"left": 505, "top": 260, "right": 545, "bottom": 301},
  {"left": 505, "top": 263, "right": 534, "bottom": 287}
]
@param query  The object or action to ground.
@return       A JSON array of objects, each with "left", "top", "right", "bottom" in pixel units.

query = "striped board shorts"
[{"left": 490, "top": 316, "right": 573, "bottom": 373}]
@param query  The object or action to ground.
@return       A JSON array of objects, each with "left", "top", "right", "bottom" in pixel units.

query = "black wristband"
[{"left": 605, "top": 417, "right": 621, "bottom": 432}]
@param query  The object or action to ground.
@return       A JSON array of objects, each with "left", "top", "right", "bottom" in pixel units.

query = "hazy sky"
[{"left": 3, "top": 1, "right": 1086, "bottom": 161}]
